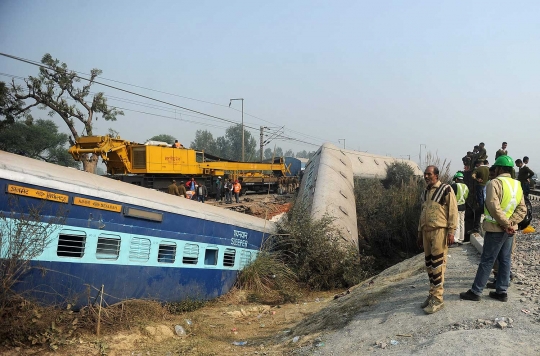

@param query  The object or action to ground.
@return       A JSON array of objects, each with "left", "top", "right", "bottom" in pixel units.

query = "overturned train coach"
[
  {"left": 298, "top": 143, "right": 422, "bottom": 248},
  {"left": 0, "top": 151, "right": 274, "bottom": 307}
]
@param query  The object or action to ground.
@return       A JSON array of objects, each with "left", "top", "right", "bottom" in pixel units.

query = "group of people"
[
  {"left": 278, "top": 176, "right": 299, "bottom": 194},
  {"left": 462, "top": 142, "right": 534, "bottom": 234},
  {"left": 167, "top": 176, "right": 242, "bottom": 204},
  {"left": 418, "top": 141, "right": 532, "bottom": 314},
  {"left": 214, "top": 176, "right": 242, "bottom": 204}
]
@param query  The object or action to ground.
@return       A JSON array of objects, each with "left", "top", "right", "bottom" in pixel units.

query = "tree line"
[{"left": 150, "top": 131, "right": 317, "bottom": 162}]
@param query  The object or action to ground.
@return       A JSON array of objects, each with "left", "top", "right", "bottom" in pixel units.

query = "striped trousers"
[{"left": 421, "top": 228, "right": 448, "bottom": 302}]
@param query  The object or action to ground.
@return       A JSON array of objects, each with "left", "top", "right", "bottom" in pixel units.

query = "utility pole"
[
  {"left": 338, "top": 139, "right": 346, "bottom": 150},
  {"left": 260, "top": 126, "right": 265, "bottom": 162},
  {"left": 229, "top": 98, "right": 244, "bottom": 161},
  {"left": 419, "top": 144, "right": 426, "bottom": 169}
]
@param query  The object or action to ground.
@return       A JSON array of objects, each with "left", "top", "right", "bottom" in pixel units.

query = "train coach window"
[
  {"left": 129, "top": 237, "right": 151, "bottom": 262},
  {"left": 96, "top": 234, "right": 121, "bottom": 260},
  {"left": 204, "top": 248, "right": 219, "bottom": 266},
  {"left": 223, "top": 248, "right": 236, "bottom": 267},
  {"left": 57, "top": 231, "right": 86, "bottom": 258},
  {"left": 182, "top": 243, "right": 199, "bottom": 264},
  {"left": 158, "top": 242, "right": 177, "bottom": 263}
]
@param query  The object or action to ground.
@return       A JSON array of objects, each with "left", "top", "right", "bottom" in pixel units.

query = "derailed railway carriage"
[{"left": 0, "top": 151, "right": 274, "bottom": 307}]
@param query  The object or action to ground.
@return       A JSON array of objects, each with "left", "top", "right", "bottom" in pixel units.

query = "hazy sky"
[{"left": 1, "top": 1, "right": 539, "bottom": 173}]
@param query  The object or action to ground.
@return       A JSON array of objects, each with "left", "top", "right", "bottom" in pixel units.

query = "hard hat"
[
  {"left": 218, "top": 176, "right": 221, "bottom": 179},
  {"left": 493, "top": 155, "right": 514, "bottom": 167},
  {"left": 454, "top": 172, "right": 464, "bottom": 179}
]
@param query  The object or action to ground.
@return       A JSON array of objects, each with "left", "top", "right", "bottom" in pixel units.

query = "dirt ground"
[
  {"left": 0, "top": 289, "right": 341, "bottom": 356},
  {"left": 206, "top": 192, "right": 293, "bottom": 220}
]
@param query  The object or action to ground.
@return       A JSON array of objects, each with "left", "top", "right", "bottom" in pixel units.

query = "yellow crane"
[{"left": 69, "top": 135, "right": 290, "bottom": 193}]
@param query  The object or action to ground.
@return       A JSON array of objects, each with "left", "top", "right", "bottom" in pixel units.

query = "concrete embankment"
[{"left": 288, "top": 201, "right": 540, "bottom": 355}]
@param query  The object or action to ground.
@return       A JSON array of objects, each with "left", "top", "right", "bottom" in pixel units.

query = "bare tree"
[
  {"left": 0, "top": 197, "right": 66, "bottom": 313},
  {"left": 7, "top": 54, "right": 123, "bottom": 173}
]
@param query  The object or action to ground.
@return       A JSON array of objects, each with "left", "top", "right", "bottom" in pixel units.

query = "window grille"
[
  {"left": 96, "top": 235, "right": 121, "bottom": 260},
  {"left": 204, "top": 248, "right": 218, "bottom": 266},
  {"left": 223, "top": 248, "right": 236, "bottom": 267},
  {"left": 132, "top": 147, "right": 146, "bottom": 169},
  {"left": 182, "top": 243, "right": 199, "bottom": 264},
  {"left": 158, "top": 242, "right": 177, "bottom": 263},
  {"left": 57, "top": 232, "right": 86, "bottom": 258},
  {"left": 129, "top": 237, "right": 151, "bottom": 262}
]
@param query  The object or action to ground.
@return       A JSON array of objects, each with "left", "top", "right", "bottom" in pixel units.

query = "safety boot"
[
  {"left": 423, "top": 298, "right": 445, "bottom": 314},
  {"left": 420, "top": 295, "right": 432, "bottom": 309}
]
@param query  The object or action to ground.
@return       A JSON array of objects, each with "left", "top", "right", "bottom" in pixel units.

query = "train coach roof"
[
  {"left": 0, "top": 151, "right": 275, "bottom": 234},
  {"left": 306, "top": 143, "right": 422, "bottom": 178}
]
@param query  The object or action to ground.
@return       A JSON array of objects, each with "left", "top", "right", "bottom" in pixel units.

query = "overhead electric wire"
[{"left": 0, "top": 53, "right": 328, "bottom": 147}]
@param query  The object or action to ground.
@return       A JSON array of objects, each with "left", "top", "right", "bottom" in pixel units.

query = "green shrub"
[
  {"left": 271, "top": 203, "right": 373, "bottom": 290},
  {"left": 355, "top": 174, "right": 423, "bottom": 263},
  {"left": 383, "top": 161, "right": 415, "bottom": 188},
  {"left": 236, "top": 251, "right": 299, "bottom": 303}
]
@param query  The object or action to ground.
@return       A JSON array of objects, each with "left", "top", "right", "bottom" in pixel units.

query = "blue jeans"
[
  {"left": 521, "top": 182, "right": 530, "bottom": 197},
  {"left": 476, "top": 185, "right": 486, "bottom": 207},
  {"left": 471, "top": 231, "right": 514, "bottom": 295},
  {"left": 197, "top": 195, "right": 205, "bottom": 203}
]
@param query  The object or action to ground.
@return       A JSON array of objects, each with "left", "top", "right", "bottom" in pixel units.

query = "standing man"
[
  {"left": 417, "top": 165, "right": 458, "bottom": 314},
  {"left": 516, "top": 158, "right": 535, "bottom": 198},
  {"left": 215, "top": 176, "right": 223, "bottom": 202},
  {"left": 196, "top": 184, "right": 208, "bottom": 203},
  {"left": 451, "top": 172, "right": 469, "bottom": 245},
  {"left": 469, "top": 160, "right": 489, "bottom": 234},
  {"left": 460, "top": 155, "right": 526, "bottom": 302},
  {"left": 495, "top": 142, "right": 508, "bottom": 159},
  {"left": 224, "top": 179, "right": 233, "bottom": 204},
  {"left": 233, "top": 180, "right": 242, "bottom": 203},
  {"left": 186, "top": 177, "right": 197, "bottom": 192},
  {"left": 462, "top": 151, "right": 473, "bottom": 171},
  {"left": 167, "top": 180, "right": 180, "bottom": 196},
  {"left": 177, "top": 182, "right": 187, "bottom": 198},
  {"left": 477, "top": 142, "right": 488, "bottom": 162}
]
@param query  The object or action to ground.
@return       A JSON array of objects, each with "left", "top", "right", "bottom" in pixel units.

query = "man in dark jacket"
[
  {"left": 516, "top": 158, "right": 535, "bottom": 198},
  {"left": 469, "top": 160, "right": 489, "bottom": 233},
  {"left": 196, "top": 184, "right": 208, "bottom": 203}
]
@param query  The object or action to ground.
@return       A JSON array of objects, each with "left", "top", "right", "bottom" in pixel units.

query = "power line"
[{"left": 0, "top": 54, "right": 328, "bottom": 147}]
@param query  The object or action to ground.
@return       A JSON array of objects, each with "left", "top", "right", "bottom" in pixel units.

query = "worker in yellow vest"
[
  {"left": 451, "top": 172, "right": 469, "bottom": 244},
  {"left": 460, "top": 155, "right": 526, "bottom": 302}
]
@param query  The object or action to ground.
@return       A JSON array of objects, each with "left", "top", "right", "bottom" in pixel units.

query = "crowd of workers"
[
  {"left": 166, "top": 177, "right": 242, "bottom": 203},
  {"left": 418, "top": 141, "right": 533, "bottom": 315}
]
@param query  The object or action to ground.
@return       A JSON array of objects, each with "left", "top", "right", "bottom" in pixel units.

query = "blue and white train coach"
[{"left": 0, "top": 151, "right": 274, "bottom": 307}]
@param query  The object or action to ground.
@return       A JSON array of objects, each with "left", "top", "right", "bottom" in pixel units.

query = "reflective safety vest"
[
  {"left": 233, "top": 183, "right": 241, "bottom": 193},
  {"left": 484, "top": 177, "right": 523, "bottom": 223},
  {"left": 456, "top": 183, "right": 469, "bottom": 205}
]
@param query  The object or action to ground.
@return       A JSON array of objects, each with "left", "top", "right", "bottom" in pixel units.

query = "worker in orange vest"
[{"left": 233, "top": 180, "right": 242, "bottom": 203}]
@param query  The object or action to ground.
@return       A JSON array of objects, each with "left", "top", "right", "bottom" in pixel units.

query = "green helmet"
[
  {"left": 454, "top": 172, "right": 464, "bottom": 179},
  {"left": 493, "top": 155, "right": 514, "bottom": 167}
]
